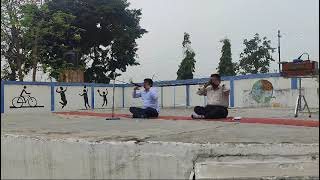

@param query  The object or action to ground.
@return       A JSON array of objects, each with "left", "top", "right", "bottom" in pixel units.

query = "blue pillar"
[
  {"left": 91, "top": 85, "right": 95, "bottom": 110},
  {"left": 230, "top": 80, "right": 235, "bottom": 108},
  {"left": 161, "top": 86, "right": 164, "bottom": 108},
  {"left": 50, "top": 83, "right": 55, "bottom": 112},
  {"left": 122, "top": 86, "right": 125, "bottom": 108},
  {"left": 186, "top": 85, "right": 190, "bottom": 107},
  {"left": 173, "top": 86, "right": 176, "bottom": 108},
  {"left": 1, "top": 81, "right": 4, "bottom": 113},
  {"left": 291, "top": 78, "right": 298, "bottom": 89}
]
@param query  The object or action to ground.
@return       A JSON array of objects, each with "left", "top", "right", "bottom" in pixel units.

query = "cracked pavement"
[{"left": 1, "top": 109, "right": 318, "bottom": 144}]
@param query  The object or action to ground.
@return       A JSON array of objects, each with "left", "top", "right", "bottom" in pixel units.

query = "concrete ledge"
[
  {"left": 1, "top": 134, "right": 319, "bottom": 179},
  {"left": 195, "top": 155, "right": 319, "bottom": 179}
]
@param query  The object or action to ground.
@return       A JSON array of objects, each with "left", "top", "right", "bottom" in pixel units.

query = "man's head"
[
  {"left": 60, "top": 87, "right": 63, "bottom": 90},
  {"left": 143, "top": 78, "right": 153, "bottom": 90},
  {"left": 103, "top": 92, "right": 106, "bottom": 95},
  {"left": 210, "top": 74, "right": 221, "bottom": 87},
  {"left": 23, "top": 86, "right": 27, "bottom": 89}
]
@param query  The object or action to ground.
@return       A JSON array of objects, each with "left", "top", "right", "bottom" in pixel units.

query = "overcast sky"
[{"left": 118, "top": 0, "right": 319, "bottom": 82}]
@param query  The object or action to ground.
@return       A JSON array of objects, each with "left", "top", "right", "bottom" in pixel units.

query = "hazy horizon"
[{"left": 119, "top": 0, "right": 319, "bottom": 82}]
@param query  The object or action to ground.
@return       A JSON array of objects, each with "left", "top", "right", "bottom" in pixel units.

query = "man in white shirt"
[
  {"left": 130, "top": 78, "right": 159, "bottom": 118},
  {"left": 192, "top": 74, "right": 230, "bottom": 119}
]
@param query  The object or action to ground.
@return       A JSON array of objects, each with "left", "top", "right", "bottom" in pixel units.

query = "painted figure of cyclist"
[{"left": 20, "top": 86, "right": 31, "bottom": 101}]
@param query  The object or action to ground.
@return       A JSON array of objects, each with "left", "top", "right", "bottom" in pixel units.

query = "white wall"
[
  {"left": 162, "top": 86, "right": 174, "bottom": 107},
  {"left": 1, "top": 75, "right": 319, "bottom": 114},
  {"left": 300, "top": 77, "right": 319, "bottom": 108},
  {"left": 93, "top": 87, "right": 113, "bottom": 109},
  {"left": 234, "top": 77, "right": 319, "bottom": 108},
  {"left": 54, "top": 86, "right": 92, "bottom": 111},
  {"left": 189, "top": 85, "right": 205, "bottom": 107},
  {"left": 4, "top": 85, "right": 51, "bottom": 113},
  {"left": 174, "top": 86, "right": 187, "bottom": 107}
]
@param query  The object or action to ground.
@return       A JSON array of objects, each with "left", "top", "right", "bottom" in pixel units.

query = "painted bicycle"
[{"left": 11, "top": 95, "right": 38, "bottom": 108}]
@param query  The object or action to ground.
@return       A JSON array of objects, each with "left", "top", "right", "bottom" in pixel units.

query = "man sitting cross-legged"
[
  {"left": 192, "top": 73, "right": 230, "bottom": 119},
  {"left": 130, "top": 78, "right": 159, "bottom": 118}
]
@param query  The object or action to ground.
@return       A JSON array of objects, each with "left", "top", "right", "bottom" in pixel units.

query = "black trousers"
[
  {"left": 194, "top": 105, "right": 228, "bottom": 119},
  {"left": 129, "top": 107, "right": 159, "bottom": 118}
]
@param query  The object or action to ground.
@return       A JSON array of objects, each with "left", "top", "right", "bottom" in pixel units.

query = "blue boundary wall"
[
  {"left": 291, "top": 78, "right": 298, "bottom": 89},
  {"left": 1, "top": 81, "right": 4, "bottom": 113},
  {"left": 1, "top": 73, "right": 300, "bottom": 113},
  {"left": 50, "top": 84, "right": 55, "bottom": 111}
]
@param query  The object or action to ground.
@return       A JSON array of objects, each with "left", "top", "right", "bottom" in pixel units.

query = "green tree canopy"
[
  {"left": 177, "top": 32, "right": 196, "bottom": 80},
  {"left": 217, "top": 38, "right": 236, "bottom": 76},
  {"left": 46, "top": 0, "right": 147, "bottom": 83},
  {"left": 237, "top": 33, "right": 275, "bottom": 75},
  {"left": 1, "top": 0, "right": 30, "bottom": 81}
]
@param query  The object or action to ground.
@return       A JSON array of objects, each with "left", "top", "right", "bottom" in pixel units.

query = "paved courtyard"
[{"left": 1, "top": 107, "right": 319, "bottom": 179}]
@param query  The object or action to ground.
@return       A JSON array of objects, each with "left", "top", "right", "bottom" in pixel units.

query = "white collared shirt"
[
  {"left": 132, "top": 87, "right": 160, "bottom": 112},
  {"left": 197, "top": 85, "right": 229, "bottom": 107}
]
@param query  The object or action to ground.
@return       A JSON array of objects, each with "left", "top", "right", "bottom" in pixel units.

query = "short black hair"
[
  {"left": 210, "top": 74, "right": 221, "bottom": 81},
  {"left": 144, "top": 78, "right": 153, "bottom": 86}
]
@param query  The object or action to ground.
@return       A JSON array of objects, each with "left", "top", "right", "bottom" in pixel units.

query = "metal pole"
[
  {"left": 278, "top": 30, "right": 281, "bottom": 73},
  {"left": 298, "top": 78, "right": 302, "bottom": 110},
  {"left": 112, "top": 72, "right": 116, "bottom": 118},
  {"left": 106, "top": 72, "right": 120, "bottom": 120}
]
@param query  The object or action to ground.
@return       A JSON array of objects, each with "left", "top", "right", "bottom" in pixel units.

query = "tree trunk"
[
  {"left": 17, "top": 54, "right": 23, "bottom": 81},
  {"left": 32, "top": 30, "right": 39, "bottom": 82}
]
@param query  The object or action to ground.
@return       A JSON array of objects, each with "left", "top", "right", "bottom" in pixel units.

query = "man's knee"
[
  {"left": 129, "top": 107, "right": 136, "bottom": 113},
  {"left": 194, "top": 106, "right": 205, "bottom": 115},
  {"left": 145, "top": 107, "right": 158, "bottom": 117},
  {"left": 194, "top": 106, "right": 203, "bottom": 112},
  {"left": 205, "top": 109, "right": 228, "bottom": 119}
]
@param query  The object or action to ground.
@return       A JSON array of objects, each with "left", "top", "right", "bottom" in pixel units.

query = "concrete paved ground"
[
  {"left": 1, "top": 108, "right": 319, "bottom": 144},
  {"left": 94, "top": 107, "right": 320, "bottom": 121},
  {"left": 1, "top": 108, "right": 319, "bottom": 179}
]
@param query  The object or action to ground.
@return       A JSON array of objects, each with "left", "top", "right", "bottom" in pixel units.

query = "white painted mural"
[
  {"left": 1, "top": 75, "right": 319, "bottom": 114},
  {"left": 4, "top": 85, "right": 51, "bottom": 113},
  {"left": 54, "top": 86, "right": 92, "bottom": 111}
]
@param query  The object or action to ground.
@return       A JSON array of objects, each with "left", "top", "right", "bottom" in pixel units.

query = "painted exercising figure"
[
  {"left": 56, "top": 86, "right": 67, "bottom": 109},
  {"left": 97, "top": 89, "right": 108, "bottom": 107},
  {"left": 192, "top": 74, "right": 230, "bottom": 119},
  {"left": 130, "top": 78, "right": 159, "bottom": 118},
  {"left": 79, "top": 87, "right": 90, "bottom": 109}
]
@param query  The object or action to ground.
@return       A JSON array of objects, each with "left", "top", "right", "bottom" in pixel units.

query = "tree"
[
  {"left": 20, "top": 3, "right": 48, "bottom": 81},
  {"left": 217, "top": 38, "right": 236, "bottom": 76},
  {"left": 1, "top": 0, "right": 31, "bottom": 81},
  {"left": 177, "top": 32, "right": 196, "bottom": 80},
  {"left": 237, "top": 33, "right": 275, "bottom": 75},
  {"left": 46, "top": 0, "right": 147, "bottom": 83},
  {"left": 35, "top": 10, "right": 84, "bottom": 80}
]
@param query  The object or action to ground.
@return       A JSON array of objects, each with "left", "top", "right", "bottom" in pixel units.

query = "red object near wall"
[{"left": 281, "top": 60, "right": 319, "bottom": 77}]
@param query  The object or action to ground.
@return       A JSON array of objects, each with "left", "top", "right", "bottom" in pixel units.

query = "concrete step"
[{"left": 194, "top": 155, "right": 319, "bottom": 179}]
